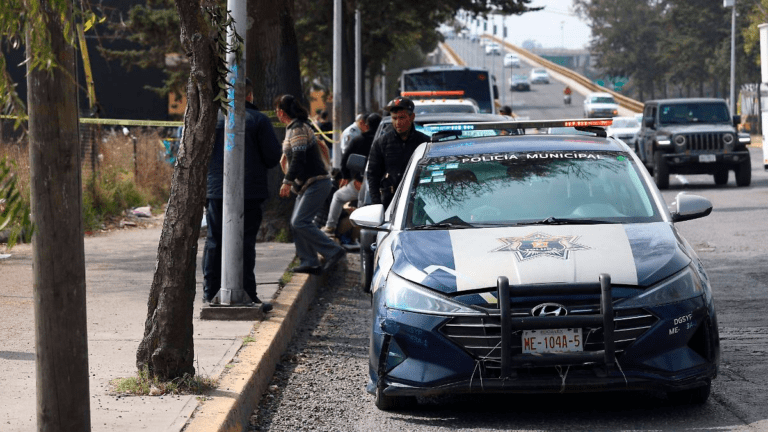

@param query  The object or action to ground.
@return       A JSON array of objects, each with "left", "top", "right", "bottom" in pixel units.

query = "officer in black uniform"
[{"left": 366, "top": 97, "right": 430, "bottom": 207}]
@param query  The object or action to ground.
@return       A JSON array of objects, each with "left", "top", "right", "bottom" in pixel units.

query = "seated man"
[{"left": 322, "top": 113, "right": 382, "bottom": 237}]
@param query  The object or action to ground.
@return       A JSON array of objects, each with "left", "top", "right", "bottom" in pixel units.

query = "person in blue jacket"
[{"left": 203, "top": 78, "right": 282, "bottom": 308}]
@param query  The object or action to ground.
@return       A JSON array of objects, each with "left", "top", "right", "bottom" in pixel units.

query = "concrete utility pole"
[
  {"left": 332, "top": 0, "right": 342, "bottom": 169},
  {"left": 220, "top": 0, "right": 247, "bottom": 305},
  {"left": 355, "top": 9, "right": 362, "bottom": 115},
  {"left": 726, "top": 0, "right": 736, "bottom": 113},
  {"left": 759, "top": 23, "right": 768, "bottom": 170}
]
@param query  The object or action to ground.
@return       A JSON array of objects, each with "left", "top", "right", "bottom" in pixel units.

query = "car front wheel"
[
  {"left": 654, "top": 151, "right": 669, "bottom": 189},
  {"left": 735, "top": 158, "right": 751, "bottom": 187}
]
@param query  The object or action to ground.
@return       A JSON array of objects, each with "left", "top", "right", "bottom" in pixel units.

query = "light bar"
[
  {"left": 401, "top": 90, "right": 465, "bottom": 97},
  {"left": 422, "top": 118, "right": 613, "bottom": 132}
]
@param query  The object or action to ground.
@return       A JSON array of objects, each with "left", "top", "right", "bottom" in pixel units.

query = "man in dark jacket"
[
  {"left": 321, "top": 112, "right": 382, "bottom": 235},
  {"left": 204, "top": 78, "right": 282, "bottom": 306},
  {"left": 366, "top": 97, "right": 429, "bottom": 207}
]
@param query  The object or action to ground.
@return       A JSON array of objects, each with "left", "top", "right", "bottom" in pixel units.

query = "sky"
[{"left": 459, "top": 0, "right": 593, "bottom": 51}]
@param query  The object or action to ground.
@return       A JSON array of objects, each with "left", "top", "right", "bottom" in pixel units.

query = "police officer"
[{"left": 366, "top": 97, "right": 429, "bottom": 207}]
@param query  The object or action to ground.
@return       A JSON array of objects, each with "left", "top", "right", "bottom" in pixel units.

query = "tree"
[
  {"left": 2, "top": 0, "right": 91, "bottom": 429},
  {"left": 135, "top": 0, "right": 229, "bottom": 380},
  {"left": 247, "top": 0, "right": 305, "bottom": 109}
]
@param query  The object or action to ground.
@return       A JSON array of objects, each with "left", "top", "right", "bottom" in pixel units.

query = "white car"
[
  {"left": 606, "top": 116, "right": 641, "bottom": 149},
  {"left": 503, "top": 53, "right": 521, "bottom": 68},
  {"left": 529, "top": 68, "right": 550, "bottom": 84},
  {"left": 583, "top": 92, "right": 619, "bottom": 118},
  {"left": 485, "top": 43, "right": 501, "bottom": 56},
  {"left": 412, "top": 98, "right": 479, "bottom": 114}
]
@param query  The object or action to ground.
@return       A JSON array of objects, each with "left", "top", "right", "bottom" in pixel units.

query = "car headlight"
[
  {"left": 612, "top": 109, "right": 618, "bottom": 116},
  {"left": 738, "top": 133, "right": 751, "bottom": 144},
  {"left": 657, "top": 135, "right": 672, "bottom": 146},
  {"left": 618, "top": 266, "right": 704, "bottom": 309},
  {"left": 384, "top": 272, "right": 482, "bottom": 316}
]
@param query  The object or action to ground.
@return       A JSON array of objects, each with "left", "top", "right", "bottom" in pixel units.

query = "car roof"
[
  {"left": 401, "top": 65, "right": 488, "bottom": 74},
  {"left": 587, "top": 92, "right": 614, "bottom": 97},
  {"left": 423, "top": 134, "right": 625, "bottom": 159},
  {"left": 645, "top": 98, "right": 727, "bottom": 105},
  {"left": 380, "top": 112, "right": 509, "bottom": 125}
]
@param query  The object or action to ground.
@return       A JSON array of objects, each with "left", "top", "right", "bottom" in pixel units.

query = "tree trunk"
[
  {"left": 248, "top": 0, "right": 305, "bottom": 109},
  {"left": 135, "top": 0, "right": 219, "bottom": 380},
  {"left": 27, "top": 1, "right": 91, "bottom": 430}
]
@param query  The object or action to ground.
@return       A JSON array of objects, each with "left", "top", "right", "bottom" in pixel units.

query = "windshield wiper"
[
  {"left": 521, "top": 216, "right": 617, "bottom": 225},
  {"left": 410, "top": 216, "right": 475, "bottom": 230}
]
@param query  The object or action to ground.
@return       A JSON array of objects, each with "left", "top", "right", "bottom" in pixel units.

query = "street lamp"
[{"left": 725, "top": 0, "right": 736, "bottom": 114}]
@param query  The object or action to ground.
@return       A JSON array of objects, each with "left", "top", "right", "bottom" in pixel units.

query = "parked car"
[
  {"left": 583, "top": 92, "right": 619, "bottom": 118},
  {"left": 352, "top": 117, "right": 721, "bottom": 411},
  {"left": 503, "top": 53, "right": 521, "bottom": 68},
  {"left": 606, "top": 116, "right": 641, "bottom": 150},
  {"left": 529, "top": 68, "right": 550, "bottom": 84},
  {"left": 635, "top": 98, "right": 750, "bottom": 189},
  {"left": 509, "top": 74, "right": 530, "bottom": 92}
]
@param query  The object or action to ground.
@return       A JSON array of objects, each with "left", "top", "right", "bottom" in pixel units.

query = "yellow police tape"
[{"left": 1, "top": 113, "right": 341, "bottom": 143}]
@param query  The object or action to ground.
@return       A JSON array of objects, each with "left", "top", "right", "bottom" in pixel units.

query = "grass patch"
[
  {"left": 274, "top": 227, "right": 291, "bottom": 243},
  {"left": 110, "top": 367, "right": 217, "bottom": 396},
  {"left": 242, "top": 336, "right": 255, "bottom": 344},
  {"left": 280, "top": 257, "right": 300, "bottom": 286}
]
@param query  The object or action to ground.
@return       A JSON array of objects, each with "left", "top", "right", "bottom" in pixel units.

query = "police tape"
[{"left": 2, "top": 114, "right": 342, "bottom": 141}]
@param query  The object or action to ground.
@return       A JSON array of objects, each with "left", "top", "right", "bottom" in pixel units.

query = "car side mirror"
[
  {"left": 644, "top": 117, "right": 654, "bottom": 128},
  {"left": 350, "top": 204, "right": 388, "bottom": 230},
  {"left": 671, "top": 193, "right": 712, "bottom": 222},
  {"left": 733, "top": 115, "right": 741, "bottom": 127},
  {"left": 346, "top": 153, "right": 367, "bottom": 173}
]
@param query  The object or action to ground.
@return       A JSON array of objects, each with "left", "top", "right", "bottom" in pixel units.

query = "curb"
[{"left": 182, "top": 270, "right": 326, "bottom": 432}]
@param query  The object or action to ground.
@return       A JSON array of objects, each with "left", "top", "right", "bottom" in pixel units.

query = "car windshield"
[
  {"left": 406, "top": 151, "right": 661, "bottom": 228},
  {"left": 590, "top": 96, "right": 615, "bottom": 104},
  {"left": 532, "top": 69, "right": 546, "bottom": 75},
  {"left": 658, "top": 102, "right": 731, "bottom": 125},
  {"left": 611, "top": 118, "right": 639, "bottom": 128}
]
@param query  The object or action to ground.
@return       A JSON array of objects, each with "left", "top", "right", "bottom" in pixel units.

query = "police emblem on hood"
[{"left": 492, "top": 231, "right": 589, "bottom": 261}]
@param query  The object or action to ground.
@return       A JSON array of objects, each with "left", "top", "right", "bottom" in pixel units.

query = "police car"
[{"left": 350, "top": 119, "right": 720, "bottom": 410}]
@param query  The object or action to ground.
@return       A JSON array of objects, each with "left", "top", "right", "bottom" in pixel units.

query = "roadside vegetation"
[
  {"left": 0, "top": 128, "right": 173, "bottom": 246},
  {"left": 110, "top": 366, "right": 217, "bottom": 396}
]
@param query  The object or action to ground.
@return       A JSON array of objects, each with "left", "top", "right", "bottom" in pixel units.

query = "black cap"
[{"left": 385, "top": 97, "right": 415, "bottom": 113}]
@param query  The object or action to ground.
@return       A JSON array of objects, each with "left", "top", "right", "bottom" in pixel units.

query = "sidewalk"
[{"left": 0, "top": 223, "right": 317, "bottom": 431}]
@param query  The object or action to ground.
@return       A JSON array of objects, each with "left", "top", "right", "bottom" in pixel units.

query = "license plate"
[
  {"left": 522, "top": 328, "right": 583, "bottom": 354},
  {"left": 699, "top": 154, "right": 716, "bottom": 163}
]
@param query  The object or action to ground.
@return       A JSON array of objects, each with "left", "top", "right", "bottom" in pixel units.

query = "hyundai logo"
[{"left": 531, "top": 303, "right": 568, "bottom": 317}]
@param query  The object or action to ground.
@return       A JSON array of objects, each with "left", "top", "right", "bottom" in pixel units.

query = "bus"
[{"left": 399, "top": 65, "right": 499, "bottom": 114}]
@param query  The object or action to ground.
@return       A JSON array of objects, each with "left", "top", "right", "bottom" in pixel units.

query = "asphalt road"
[{"left": 248, "top": 41, "right": 768, "bottom": 431}]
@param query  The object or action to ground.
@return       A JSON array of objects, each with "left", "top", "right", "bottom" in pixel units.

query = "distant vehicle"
[
  {"left": 635, "top": 98, "right": 750, "bottom": 189},
  {"left": 583, "top": 92, "right": 619, "bottom": 118},
  {"left": 406, "top": 92, "right": 479, "bottom": 114},
  {"left": 529, "top": 68, "right": 550, "bottom": 84},
  {"left": 509, "top": 74, "right": 530, "bottom": 92},
  {"left": 503, "top": 54, "right": 520, "bottom": 69},
  {"left": 485, "top": 42, "right": 502, "bottom": 56},
  {"left": 606, "top": 116, "right": 641, "bottom": 149},
  {"left": 400, "top": 65, "right": 499, "bottom": 114}
]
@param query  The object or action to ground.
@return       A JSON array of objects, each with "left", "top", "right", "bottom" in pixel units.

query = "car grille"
[
  {"left": 439, "top": 306, "right": 657, "bottom": 377},
  {"left": 681, "top": 133, "right": 725, "bottom": 152}
]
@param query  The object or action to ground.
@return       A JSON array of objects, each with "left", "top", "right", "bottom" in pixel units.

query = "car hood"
[
  {"left": 390, "top": 223, "right": 690, "bottom": 294},
  {"left": 657, "top": 124, "right": 735, "bottom": 135}
]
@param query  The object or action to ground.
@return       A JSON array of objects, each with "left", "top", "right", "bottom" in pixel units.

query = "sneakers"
[
  {"left": 292, "top": 264, "right": 323, "bottom": 275},
  {"left": 322, "top": 248, "right": 347, "bottom": 273}
]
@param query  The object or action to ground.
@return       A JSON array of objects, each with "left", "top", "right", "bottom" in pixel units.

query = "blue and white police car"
[{"left": 351, "top": 119, "right": 720, "bottom": 410}]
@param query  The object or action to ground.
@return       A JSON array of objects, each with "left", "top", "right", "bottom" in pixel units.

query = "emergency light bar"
[
  {"left": 423, "top": 118, "right": 613, "bottom": 132},
  {"left": 401, "top": 90, "right": 465, "bottom": 97}
]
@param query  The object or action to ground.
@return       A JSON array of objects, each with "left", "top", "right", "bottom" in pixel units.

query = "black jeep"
[{"left": 635, "top": 98, "right": 751, "bottom": 189}]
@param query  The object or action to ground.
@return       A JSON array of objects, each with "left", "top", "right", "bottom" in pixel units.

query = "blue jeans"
[
  {"left": 291, "top": 178, "right": 343, "bottom": 267},
  {"left": 203, "top": 198, "right": 263, "bottom": 302}
]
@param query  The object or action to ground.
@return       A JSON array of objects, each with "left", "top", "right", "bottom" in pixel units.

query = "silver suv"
[{"left": 583, "top": 92, "right": 619, "bottom": 118}]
